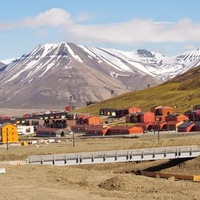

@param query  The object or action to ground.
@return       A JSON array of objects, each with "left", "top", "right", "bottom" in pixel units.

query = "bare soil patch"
[
  {"left": 0, "top": 108, "right": 56, "bottom": 117},
  {"left": 0, "top": 129, "right": 200, "bottom": 199}
]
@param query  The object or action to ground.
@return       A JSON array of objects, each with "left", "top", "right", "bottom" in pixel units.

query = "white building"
[{"left": 17, "top": 125, "right": 34, "bottom": 135}]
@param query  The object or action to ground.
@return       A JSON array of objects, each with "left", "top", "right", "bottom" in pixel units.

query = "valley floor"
[{"left": 0, "top": 132, "right": 200, "bottom": 199}]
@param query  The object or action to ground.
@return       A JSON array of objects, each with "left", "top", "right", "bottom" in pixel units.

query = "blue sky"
[{"left": 1, "top": 0, "right": 200, "bottom": 60}]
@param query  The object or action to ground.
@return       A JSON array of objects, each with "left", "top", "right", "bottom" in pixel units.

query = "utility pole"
[
  {"left": 69, "top": 95, "right": 73, "bottom": 111},
  {"left": 6, "top": 128, "right": 9, "bottom": 151},
  {"left": 111, "top": 90, "right": 114, "bottom": 98},
  {"left": 158, "top": 124, "right": 160, "bottom": 141},
  {"left": 72, "top": 131, "right": 75, "bottom": 147},
  {"left": 156, "top": 118, "right": 160, "bottom": 142}
]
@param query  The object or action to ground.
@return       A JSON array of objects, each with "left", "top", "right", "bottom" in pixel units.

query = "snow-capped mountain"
[
  {"left": 0, "top": 42, "right": 199, "bottom": 109},
  {"left": 0, "top": 58, "right": 18, "bottom": 72},
  {"left": 0, "top": 58, "right": 17, "bottom": 65}
]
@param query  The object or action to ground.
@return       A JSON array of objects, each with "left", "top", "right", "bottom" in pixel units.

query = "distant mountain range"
[{"left": 0, "top": 42, "right": 200, "bottom": 109}]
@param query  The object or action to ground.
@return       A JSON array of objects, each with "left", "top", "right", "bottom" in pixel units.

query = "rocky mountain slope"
[{"left": 0, "top": 42, "right": 200, "bottom": 109}]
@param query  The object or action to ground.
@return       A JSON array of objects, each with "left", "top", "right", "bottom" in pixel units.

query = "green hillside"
[{"left": 76, "top": 66, "right": 200, "bottom": 115}]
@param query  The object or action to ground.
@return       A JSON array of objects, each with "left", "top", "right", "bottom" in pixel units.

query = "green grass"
[{"left": 75, "top": 66, "right": 200, "bottom": 116}]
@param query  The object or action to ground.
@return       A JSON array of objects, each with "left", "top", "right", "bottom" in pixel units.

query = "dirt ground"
[
  {"left": 0, "top": 132, "right": 200, "bottom": 200},
  {"left": 0, "top": 108, "right": 57, "bottom": 117}
]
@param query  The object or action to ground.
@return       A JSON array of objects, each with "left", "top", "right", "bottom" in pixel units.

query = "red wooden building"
[
  {"left": 99, "top": 107, "right": 141, "bottom": 118},
  {"left": 71, "top": 124, "right": 86, "bottom": 132},
  {"left": 87, "top": 116, "right": 103, "bottom": 125},
  {"left": 193, "top": 122, "right": 200, "bottom": 131},
  {"left": 35, "top": 126, "right": 69, "bottom": 137},
  {"left": 85, "top": 125, "right": 109, "bottom": 136},
  {"left": 76, "top": 114, "right": 103, "bottom": 125},
  {"left": 165, "top": 114, "right": 188, "bottom": 122},
  {"left": 184, "top": 110, "right": 200, "bottom": 122},
  {"left": 125, "top": 112, "right": 155, "bottom": 123},
  {"left": 151, "top": 106, "right": 174, "bottom": 116},
  {"left": 177, "top": 122, "right": 195, "bottom": 132},
  {"left": 128, "top": 107, "right": 141, "bottom": 113},
  {"left": 106, "top": 126, "right": 143, "bottom": 135}
]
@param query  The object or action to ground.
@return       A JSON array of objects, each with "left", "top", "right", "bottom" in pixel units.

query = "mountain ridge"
[{"left": 0, "top": 42, "right": 200, "bottom": 109}]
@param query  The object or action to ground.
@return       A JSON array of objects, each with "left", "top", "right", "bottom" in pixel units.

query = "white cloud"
[
  {"left": 0, "top": 22, "right": 15, "bottom": 30},
  {"left": 18, "top": 8, "right": 72, "bottom": 28},
  {"left": 66, "top": 18, "right": 200, "bottom": 45},
  {"left": 0, "top": 8, "right": 72, "bottom": 31},
  {"left": 184, "top": 44, "right": 199, "bottom": 51},
  {"left": 75, "top": 12, "right": 93, "bottom": 22},
  {"left": 1, "top": 8, "right": 200, "bottom": 46}
]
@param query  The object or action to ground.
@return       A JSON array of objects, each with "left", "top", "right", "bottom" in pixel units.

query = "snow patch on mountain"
[
  {"left": 80, "top": 46, "right": 134, "bottom": 72},
  {"left": 110, "top": 71, "right": 130, "bottom": 79},
  {"left": 65, "top": 43, "right": 83, "bottom": 63},
  {"left": 1, "top": 42, "right": 200, "bottom": 109},
  {"left": 1, "top": 42, "right": 200, "bottom": 85},
  {"left": 0, "top": 58, "right": 18, "bottom": 65}
]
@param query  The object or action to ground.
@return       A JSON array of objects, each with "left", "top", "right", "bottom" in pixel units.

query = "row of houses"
[
  {"left": 99, "top": 105, "right": 200, "bottom": 123},
  {"left": 2, "top": 119, "right": 199, "bottom": 144},
  {"left": 71, "top": 121, "right": 200, "bottom": 136},
  {"left": 99, "top": 105, "right": 200, "bottom": 120},
  {"left": 71, "top": 124, "right": 143, "bottom": 136},
  {"left": 99, "top": 106, "right": 175, "bottom": 119},
  {"left": 1, "top": 104, "right": 200, "bottom": 142},
  {"left": 0, "top": 122, "right": 72, "bottom": 144},
  {"left": 1, "top": 111, "right": 103, "bottom": 127}
]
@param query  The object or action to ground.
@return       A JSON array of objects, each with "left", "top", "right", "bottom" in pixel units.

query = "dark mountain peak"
[{"left": 137, "top": 49, "right": 154, "bottom": 57}]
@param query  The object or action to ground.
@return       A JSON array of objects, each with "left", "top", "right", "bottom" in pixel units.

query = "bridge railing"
[{"left": 27, "top": 145, "right": 200, "bottom": 166}]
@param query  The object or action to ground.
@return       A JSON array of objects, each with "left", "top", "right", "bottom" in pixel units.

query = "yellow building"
[{"left": 0, "top": 123, "right": 19, "bottom": 143}]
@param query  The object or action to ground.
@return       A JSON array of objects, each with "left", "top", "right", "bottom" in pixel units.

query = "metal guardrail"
[{"left": 27, "top": 145, "right": 200, "bottom": 166}]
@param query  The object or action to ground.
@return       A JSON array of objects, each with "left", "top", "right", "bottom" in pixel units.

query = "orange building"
[
  {"left": 125, "top": 111, "right": 155, "bottom": 123},
  {"left": 106, "top": 126, "right": 143, "bottom": 135},
  {"left": 151, "top": 106, "right": 174, "bottom": 116},
  {"left": 165, "top": 114, "right": 188, "bottom": 122},
  {"left": 140, "top": 112, "right": 155, "bottom": 123},
  {"left": 177, "top": 122, "right": 195, "bottom": 132},
  {"left": 76, "top": 114, "right": 103, "bottom": 125},
  {"left": 128, "top": 107, "right": 142, "bottom": 113},
  {"left": 87, "top": 116, "right": 103, "bottom": 125},
  {"left": 0, "top": 123, "right": 19, "bottom": 143},
  {"left": 85, "top": 125, "right": 109, "bottom": 136}
]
